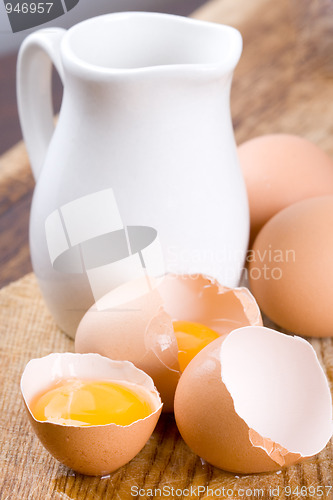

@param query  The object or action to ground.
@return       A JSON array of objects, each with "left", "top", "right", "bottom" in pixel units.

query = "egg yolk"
[
  {"left": 29, "top": 379, "right": 152, "bottom": 426},
  {"left": 173, "top": 321, "right": 220, "bottom": 372}
]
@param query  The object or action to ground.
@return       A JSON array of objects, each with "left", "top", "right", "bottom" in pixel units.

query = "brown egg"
[
  {"left": 248, "top": 196, "right": 333, "bottom": 337},
  {"left": 21, "top": 353, "right": 162, "bottom": 476},
  {"left": 174, "top": 326, "right": 332, "bottom": 474},
  {"left": 75, "top": 277, "right": 180, "bottom": 412},
  {"left": 75, "top": 274, "right": 262, "bottom": 411},
  {"left": 238, "top": 134, "right": 333, "bottom": 244}
]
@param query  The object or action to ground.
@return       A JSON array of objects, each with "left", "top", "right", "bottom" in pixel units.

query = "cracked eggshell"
[
  {"left": 174, "top": 326, "right": 332, "bottom": 474},
  {"left": 21, "top": 353, "right": 162, "bottom": 476},
  {"left": 75, "top": 274, "right": 262, "bottom": 412},
  {"left": 75, "top": 277, "right": 180, "bottom": 412},
  {"left": 157, "top": 274, "right": 262, "bottom": 334}
]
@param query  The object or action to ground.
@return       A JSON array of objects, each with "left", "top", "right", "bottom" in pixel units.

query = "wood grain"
[
  {"left": 0, "top": 52, "right": 22, "bottom": 154},
  {"left": 1, "top": 274, "right": 333, "bottom": 500},
  {"left": 197, "top": 0, "right": 333, "bottom": 154},
  {"left": 1, "top": 0, "right": 333, "bottom": 498},
  {"left": 0, "top": 143, "right": 33, "bottom": 285}
]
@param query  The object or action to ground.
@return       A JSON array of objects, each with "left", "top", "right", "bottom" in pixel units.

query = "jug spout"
[{"left": 61, "top": 12, "right": 242, "bottom": 79}]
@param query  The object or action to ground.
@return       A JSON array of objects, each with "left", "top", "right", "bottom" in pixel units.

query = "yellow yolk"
[
  {"left": 173, "top": 321, "right": 220, "bottom": 372},
  {"left": 29, "top": 379, "right": 152, "bottom": 426}
]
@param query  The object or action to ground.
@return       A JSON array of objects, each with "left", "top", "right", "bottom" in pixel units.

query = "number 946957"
[{"left": 5, "top": 3, "right": 53, "bottom": 14}]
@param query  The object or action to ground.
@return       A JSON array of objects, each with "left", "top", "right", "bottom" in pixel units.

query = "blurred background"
[
  {"left": 0, "top": 0, "right": 207, "bottom": 154},
  {"left": 1, "top": 0, "right": 333, "bottom": 290}
]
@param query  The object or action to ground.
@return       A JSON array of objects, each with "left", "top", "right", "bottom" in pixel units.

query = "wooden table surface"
[{"left": 1, "top": 0, "right": 333, "bottom": 498}]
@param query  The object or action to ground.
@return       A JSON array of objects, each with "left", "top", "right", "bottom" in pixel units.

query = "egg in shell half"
[
  {"left": 75, "top": 274, "right": 262, "bottom": 411},
  {"left": 21, "top": 353, "right": 162, "bottom": 476},
  {"left": 174, "top": 326, "right": 333, "bottom": 474}
]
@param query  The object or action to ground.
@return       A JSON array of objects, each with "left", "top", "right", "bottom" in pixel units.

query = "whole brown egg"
[
  {"left": 238, "top": 134, "right": 333, "bottom": 244},
  {"left": 248, "top": 196, "right": 333, "bottom": 337}
]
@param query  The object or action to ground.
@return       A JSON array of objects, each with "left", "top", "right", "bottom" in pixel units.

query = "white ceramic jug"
[{"left": 17, "top": 12, "right": 249, "bottom": 337}]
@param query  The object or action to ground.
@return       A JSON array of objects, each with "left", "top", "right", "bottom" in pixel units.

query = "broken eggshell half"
[
  {"left": 20, "top": 353, "right": 162, "bottom": 476},
  {"left": 75, "top": 273, "right": 262, "bottom": 411},
  {"left": 174, "top": 326, "right": 333, "bottom": 474}
]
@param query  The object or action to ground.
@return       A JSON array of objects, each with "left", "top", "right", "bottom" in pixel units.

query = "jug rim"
[{"left": 61, "top": 11, "right": 242, "bottom": 79}]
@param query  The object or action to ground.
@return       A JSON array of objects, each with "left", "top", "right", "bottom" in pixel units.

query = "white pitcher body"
[{"left": 17, "top": 12, "right": 249, "bottom": 337}]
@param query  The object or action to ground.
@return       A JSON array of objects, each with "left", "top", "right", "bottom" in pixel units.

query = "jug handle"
[{"left": 17, "top": 28, "right": 66, "bottom": 181}]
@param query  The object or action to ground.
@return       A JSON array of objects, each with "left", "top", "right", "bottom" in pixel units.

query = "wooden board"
[
  {"left": 1, "top": 274, "right": 333, "bottom": 500},
  {"left": 1, "top": 0, "right": 333, "bottom": 498}
]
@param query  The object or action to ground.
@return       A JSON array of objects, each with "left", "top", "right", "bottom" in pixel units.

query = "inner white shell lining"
[{"left": 220, "top": 326, "right": 333, "bottom": 458}]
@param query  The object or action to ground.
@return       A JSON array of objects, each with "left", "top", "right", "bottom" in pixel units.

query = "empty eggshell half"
[
  {"left": 21, "top": 353, "right": 162, "bottom": 476},
  {"left": 174, "top": 326, "right": 332, "bottom": 474},
  {"left": 75, "top": 274, "right": 262, "bottom": 411}
]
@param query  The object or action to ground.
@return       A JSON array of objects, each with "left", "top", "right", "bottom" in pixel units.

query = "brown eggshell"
[
  {"left": 75, "top": 274, "right": 262, "bottom": 411},
  {"left": 75, "top": 278, "right": 180, "bottom": 412},
  {"left": 21, "top": 353, "right": 162, "bottom": 476},
  {"left": 248, "top": 196, "right": 333, "bottom": 337},
  {"left": 238, "top": 134, "right": 333, "bottom": 244},
  {"left": 174, "top": 326, "right": 332, "bottom": 474},
  {"left": 157, "top": 274, "right": 262, "bottom": 334},
  {"left": 174, "top": 336, "right": 284, "bottom": 473}
]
